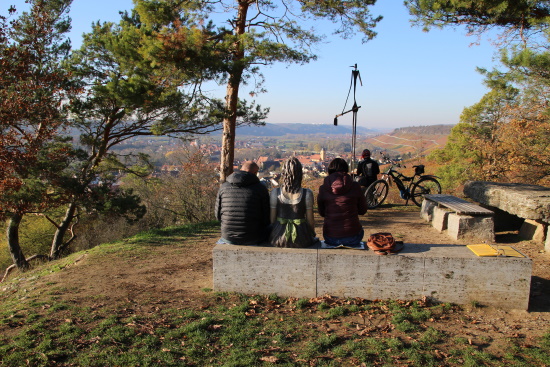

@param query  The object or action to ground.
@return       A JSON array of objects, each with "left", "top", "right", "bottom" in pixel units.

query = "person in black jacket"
[
  {"left": 215, "top": 161, "right": 270, "bottom": 245},
  {"left": 356, "top": 149, "right": 380, "bottom": 193}
]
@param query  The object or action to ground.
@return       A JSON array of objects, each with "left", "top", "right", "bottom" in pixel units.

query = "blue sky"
[{"left": 10, "top": 0, "right": 501, "bottom": 129}]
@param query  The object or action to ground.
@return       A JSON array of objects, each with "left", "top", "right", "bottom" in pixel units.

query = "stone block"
[
  {"left": 317, "top": 248, "right": 425, "bottom": 300},
  {"left": 447, "top": 213, "right": 495, "bottom": 243},
  {"left": 432, "top": 206, "right": 451, "bottom": 232},
  {"left": 212, "top": 243, "right": 532, "bottom": 309},
  {"left": 546, "top": 227, "right": 550, "bottom": 253},
  {"left": 213, "top": 244, "right": 318, "bottom": 298},
  {"left": 519, "top": 219, "right": 547, "bottom": 242},
  {"left": 420, "top": 199, "right": 436, "bottom": 222},
  {"left": 464, "top": 181, "right": 550, "bottom": 223},
  {"left": 422, "top": 252, "right": 531, "bottom": 309}
]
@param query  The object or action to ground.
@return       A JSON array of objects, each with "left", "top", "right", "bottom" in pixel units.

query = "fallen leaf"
[{"left": 260, "top": 356, "right": 279, "bottom": 363}]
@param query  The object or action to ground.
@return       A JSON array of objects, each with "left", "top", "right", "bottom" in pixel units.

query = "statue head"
[{"left": 281, "top": 157, "right": 302, "bottom": 194}]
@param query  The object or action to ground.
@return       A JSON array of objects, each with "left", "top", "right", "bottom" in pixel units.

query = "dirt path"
[{"left": 16, "top": 206, "right": 550, "bottom": 342}]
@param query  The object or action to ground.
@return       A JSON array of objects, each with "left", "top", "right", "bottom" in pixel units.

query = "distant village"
[
  {"left": 156, "top": 137, "right": 390, "bottom": 182},
  {"left": 114, "top": 123, "right": 449, "bottom": 182}
]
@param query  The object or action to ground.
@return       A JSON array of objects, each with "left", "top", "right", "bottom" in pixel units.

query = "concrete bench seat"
[
  {"left": 421, "top": 194, "right": 495, "bottom": 243},
  {"left": 213, "top": 243, "right": 532, "bottom": 310}
]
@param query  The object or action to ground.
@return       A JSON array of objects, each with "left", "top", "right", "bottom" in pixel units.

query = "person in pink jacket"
[{"left": 317, "top": 158, "right": 368, "bottom": 247}]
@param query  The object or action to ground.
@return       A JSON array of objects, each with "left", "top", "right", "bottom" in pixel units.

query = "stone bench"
[
  {"left": 464, "top": 181, "right": 550, "bottom": 252},
  {"left": 421, "top": 194, "right": 495, "bottom": 243},
  {"left": 213, "top": 243, "right": 532, "bottom": 310}
]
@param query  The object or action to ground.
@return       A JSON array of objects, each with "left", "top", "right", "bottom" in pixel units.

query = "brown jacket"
[{"left": 317, "top": 172, "right": 367, "bottom": 238}]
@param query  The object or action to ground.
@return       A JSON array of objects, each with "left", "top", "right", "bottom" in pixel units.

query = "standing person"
[
  {"left": 317, "top": 158, "right": 368, "bottom": 247},
  {"left": 269, "top": 157, "right": 317, "bottom": 248},
  {"left": 215, "top": 161, "right": 270, "bottom": 245},
  {"left": 356, "top": 149, "right": 380, "bottom": 192}
]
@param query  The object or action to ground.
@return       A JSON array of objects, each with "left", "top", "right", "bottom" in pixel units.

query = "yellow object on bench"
[{"left": 467, "top": 244, "right": 525, "bottom": 258}]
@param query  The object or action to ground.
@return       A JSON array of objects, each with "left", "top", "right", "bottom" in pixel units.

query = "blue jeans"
[{"left": 324, "top": 229, "right": 364, "bottom": 246}]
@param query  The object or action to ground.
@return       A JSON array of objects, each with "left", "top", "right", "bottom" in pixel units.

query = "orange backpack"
[{"left": 366, "top": 233, "right": 404, "bottom": 255}]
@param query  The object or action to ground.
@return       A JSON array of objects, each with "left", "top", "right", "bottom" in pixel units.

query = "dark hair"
[
  {"left": 281, "top": 157, "right": 302, "bottom": 194},
  {"left": 327, "top": 158, "right": 348, "bottom": 174},
  {"left": 361, "top": 149, "right": 371, "bottom": 158}
]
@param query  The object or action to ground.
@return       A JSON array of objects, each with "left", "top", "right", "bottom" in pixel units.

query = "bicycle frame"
[
  {"left": 365, "top": 161, "right": 441, "bottom": 209},
  {"left": 380, "top": 165, "right": 438, "bottom": 204}
]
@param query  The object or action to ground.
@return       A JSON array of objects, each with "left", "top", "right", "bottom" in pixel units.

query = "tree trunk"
[
  {"left": 219, "top": 0, "right": 249, "bottom": 182},
  {"left": 220, "top": 79, "right": 240, "bottom": 181},
  {"left": 6, "top": 212, "right": 29, "bottom": 270},
  {"left": 50, "top": 201, "right": 77, "bottom": 259}
]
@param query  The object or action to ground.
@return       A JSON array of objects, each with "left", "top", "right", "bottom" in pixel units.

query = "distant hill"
[
  {"left": 362, "top": 124, "right": 454, "bottom": 156},
  {"left": 392, "top": 125, "right": 454, "bottom": 135},
  {"left": 213, "top": 122, "right": 379, "bottom": 137}
]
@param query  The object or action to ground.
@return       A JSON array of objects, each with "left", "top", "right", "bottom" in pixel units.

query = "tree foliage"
[
  {"left": 406, "top": 0, "right": 550, "bottom": 40},
  {"left": 0, "top": 0, "right": 79, "bottom": 269},
  {"left": 124, "top": 146, "right": 219, "bottom": 227},
  {"left": 0, "top": 0, "right": 75, "bottom": 214}
]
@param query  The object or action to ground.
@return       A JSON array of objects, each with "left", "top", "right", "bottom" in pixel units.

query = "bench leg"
[
  {"left": 519, "top": 219, "right": 546, "bottom": 242},
  {"left": 432, "top": 206, "right": 451, "bottom": 232},
  {"left": 447, "top": 213, "right": 495, "bottom": 243},
  {"left": 420, "top": 199, "right": 436, "bottom": 222}
]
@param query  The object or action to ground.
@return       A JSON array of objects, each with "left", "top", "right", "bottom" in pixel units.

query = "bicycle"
[{"left": 364, "top": 162, "right": 441, "bottom": 209}]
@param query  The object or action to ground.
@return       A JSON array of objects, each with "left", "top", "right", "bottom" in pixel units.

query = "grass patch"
[
  {"left": 295, "top": 298, "right": 309, "bottom": 309},
  {"left": 390, "top": 300, "right": 432, "bottom": 333},
  {"left": 125, "top": 221, "right": 219, "bottom": 246},
  {"left": 2, "top": 293, "right": 550, "bottom": 366}
]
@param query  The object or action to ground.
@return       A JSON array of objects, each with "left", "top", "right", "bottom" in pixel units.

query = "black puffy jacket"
[{"left": 215, "top": 170, "right": 270, "bottom": 245}]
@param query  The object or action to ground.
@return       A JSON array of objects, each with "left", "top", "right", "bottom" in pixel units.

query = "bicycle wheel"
[
  {"left": 365, "top": 179, "right": 389, "bottom": 209},
  {"left": 411, "top": 177, "right": 441, "bottom": 207}
]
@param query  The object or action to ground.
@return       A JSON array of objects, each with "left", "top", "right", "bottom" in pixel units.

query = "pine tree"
[{"left": 133, "top": 0, "right": 382, "bottom": 181}]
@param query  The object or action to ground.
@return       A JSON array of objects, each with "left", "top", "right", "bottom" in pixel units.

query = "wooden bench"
[
  {"left": 424, "top": 194, "right": 494, "bottom": 215},
  {"left": 421, "top": 194, "right": 495, "bottom": 242}
]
